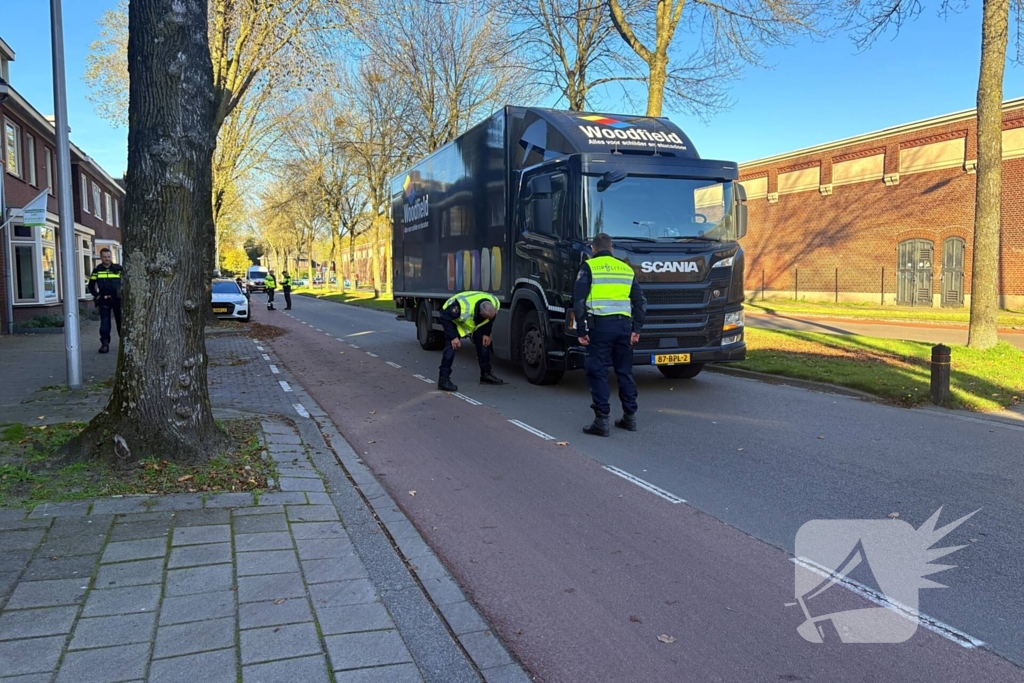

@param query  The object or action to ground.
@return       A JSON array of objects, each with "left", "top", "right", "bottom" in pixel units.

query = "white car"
[{"left": 211, "top": 279, "right": 250, "bottom": 322}]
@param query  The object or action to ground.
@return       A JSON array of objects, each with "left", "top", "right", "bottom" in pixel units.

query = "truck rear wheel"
[
  {"left": 520, "top": 310, "right": 564, "bottom": 385},
  {"left": 658, "top": 364, "right": 704, "bottom": 379},
  {"left": 417, "top": 304, "right": 445, "bottom": 351}
]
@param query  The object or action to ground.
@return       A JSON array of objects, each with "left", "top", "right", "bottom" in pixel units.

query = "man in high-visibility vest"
[
  {"left": 88, "top": 248, "right": 124, "bottom": 354},
  {"left": 281, "top": 271, "right": 293, "bottom": 310},
  {"left": 573, "top": 232, "right": 646, "bottom": 436},
  {"left": 438, "top": 291, "right": 505, "bottom": 392},
  {"left": 265, "top": 270, "right": 277, "bottom": 310}
]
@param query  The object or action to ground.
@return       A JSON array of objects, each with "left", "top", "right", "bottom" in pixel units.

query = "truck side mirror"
[
  {"left": 736, "top": 204, "right": 748, "bottom": 239},
  {"left": 532, "top": 197, "right": 554, "bottom": 236},
  {"left": 530, "top": 175, "right": 552, "bottom": 195},
  {"left": 736, "top": 182, "right": 747, "bottom": 202}
]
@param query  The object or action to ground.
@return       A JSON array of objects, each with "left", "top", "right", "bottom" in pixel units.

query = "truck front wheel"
[
  {"left": 520, "top": 310, "right": 564, "bottom": 385},
  {"left": 417, "top": 304, "right": 445, "bottom": 351},
  {"left": 658, "top": 364, "right": 704, "bottom": 379}
]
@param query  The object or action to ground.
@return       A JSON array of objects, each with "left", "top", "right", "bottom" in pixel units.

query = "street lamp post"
[{"left": 50, "top": 0, "right": 83, "bottom": 389}]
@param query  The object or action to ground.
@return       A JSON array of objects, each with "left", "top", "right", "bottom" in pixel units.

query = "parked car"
[
  {"left": 247, "top": 265, "right": 269, "bottom": 293},
  {"left": 211, "top": 279, "right": 250, "bottom": 322}
]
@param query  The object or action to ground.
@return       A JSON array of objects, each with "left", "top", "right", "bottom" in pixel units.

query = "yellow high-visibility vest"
[
  {"left": 586, "top": 255, "right": 634, "bottom": 317},
  {"left": 444, "top": 291, "right": 500, "bottom": 337}
]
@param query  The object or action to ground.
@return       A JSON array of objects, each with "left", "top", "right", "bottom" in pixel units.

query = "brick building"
[
  {"left": 738, "top": 98, "right": 1024, "bottom": 310},
  {"left": 1, "top": 37, "right": 124, "bottom": 333}
]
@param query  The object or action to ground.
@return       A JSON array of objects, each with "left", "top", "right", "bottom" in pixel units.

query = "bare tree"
[
  {"left": 71, "top": 0, "right": 223, "bottom": 465},
  {"left": 607, "top": 0, "right": 830, "bottom": 116}
]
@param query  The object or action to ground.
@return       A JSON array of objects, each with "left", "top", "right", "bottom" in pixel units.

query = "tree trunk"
[
  {"left": 307, "top": 232, "right": 314, "bottom": 285},
  {"left": 371, "top": 218, "right": 382, "bottom": 298},
  {"left": 70, "top": 0, "right": 224, "bottom": 466},
  {"left": 646, "top": 54, "right": 668, "bottom": 117},
  {"left": 969, "top": 0, "right": 1008, "bottom": 350}
]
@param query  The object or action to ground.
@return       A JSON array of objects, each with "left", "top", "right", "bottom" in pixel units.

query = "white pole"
[{"left": 50, "top": 0, "right": 82, "bottom": 388}]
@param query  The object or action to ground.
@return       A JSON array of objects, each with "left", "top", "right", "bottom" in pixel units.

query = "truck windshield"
[{"left": 584, "top": 175, "right": 736, "bottom": 242}]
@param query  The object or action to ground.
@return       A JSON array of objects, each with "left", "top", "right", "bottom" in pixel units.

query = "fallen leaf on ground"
[
  {"left": 817, "top": 435, "right": 825, "bottom": 440},
  {"left": 657, "top": 634, "right": 676, "bottom": 644},
  {"left": 737, "top": 448, "right": 744, "bottom": 451},
  {"left": 368, "top": 440, "right": 376, "bottom": 444},
  {"left": 37, "top": 416, "right": 45, "bottom": 420},
  {"left": 370, "top": 410, "right": 376, "bottom": 414},
  {"left": 887, "top": 512, "right": 900, "bottom": 519},
  {"left": 177, "top": 475, "right": 194, "bottom": 482},
  {"left": 629, "top": 615, "right": 642, "bottom": 623},
  {"left": 556, "top": 441, "right": 569, "bottom": 446},
  {"left": 273, "top": 599, "right": 286, "bottom": 605},
  {"left": 409, "top": 490, "right": 416, "bottom": 496}
]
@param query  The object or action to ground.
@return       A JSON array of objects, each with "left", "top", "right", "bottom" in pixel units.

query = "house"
[{"left": 0, "top": 36, "right": 124, "bottom": 333}]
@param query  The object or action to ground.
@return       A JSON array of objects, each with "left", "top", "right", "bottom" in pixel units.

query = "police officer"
[
  {"left": 281, "top": 270, "right": 293, "bottom": 310},
  {"left": 88, "top": 247, "right": 124, "bottom": 354},
  {"left": 574, "top": 233, "right": 646, "bottom": 436},
  {"left": 438, "top": 291, "right": 506, "bottom": 392},
  {"left": 265, "top": 270, "right": 277, "bottom": 310}
]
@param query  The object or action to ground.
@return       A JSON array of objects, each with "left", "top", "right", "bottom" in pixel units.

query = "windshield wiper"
[
  {"left": 608, "top": 235, "right": 659, "bottom": 242},
  {"left": 667, "top": 235, "right": 722, "bottom": 243}
]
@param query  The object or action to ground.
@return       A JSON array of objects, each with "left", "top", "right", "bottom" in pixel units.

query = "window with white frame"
[
  {"left": 105, "top": 193, "right": 113, "bottom": 224},
  {"left": 40, "top": 228, "right": 58, "bottom": 302},
  {"left": 4, "top": 118, "right": 21, "bottom": 176},
  {"left": 13, "top": 242, "right": 36, "bottom": 301},
  {"left": 79, "top": 236, "right": 94, "bottom": 299},
  {"left": 81, "top": 174, "right": 90, "bottom": 213},
  {"left": 92, "top": 182, "right": 102, "bottom": 220},
  {"left": 26, "top": 134, "right": 36, "bottom": 186},
  {"left": 114, "top": 198, "right": 120, "bottom": 227},
  {"left": 45, "top": 148, "right": 54, "bottom": 194}
]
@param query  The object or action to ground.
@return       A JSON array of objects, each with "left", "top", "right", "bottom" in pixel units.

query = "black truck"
[{"left": 392, "top": 106, "right": 747, "bottom": 385}]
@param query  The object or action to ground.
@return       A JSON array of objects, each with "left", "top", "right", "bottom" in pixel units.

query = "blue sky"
[{"left": 3, "top": 1, "right": 1023, "bottom": 176}]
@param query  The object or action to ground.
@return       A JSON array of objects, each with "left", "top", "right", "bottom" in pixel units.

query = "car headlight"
[
  {"left": 711, "top": 256, "right": 735, "bottom": 269},
  {"left": 723, "top": 311, "right": 744, "bottom": 331}
]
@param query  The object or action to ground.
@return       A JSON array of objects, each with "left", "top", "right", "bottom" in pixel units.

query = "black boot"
[
  {"left": 438, "top": 376, "right": 458, "bottom": 392},
  {"left": 615, "top": 413, "right": 637, "bottom": 432},
  {"left": 479, "top": 372, "right": 505, "bottom": 385},
  {"left": 99, "top": 344, "right": 110, "bottom": 354},
  {"left": 583, "top": 413, "right": 610, "bottom": 437}
]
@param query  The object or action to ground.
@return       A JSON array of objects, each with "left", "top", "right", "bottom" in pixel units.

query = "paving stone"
[
  {"left": 481, "top": 663, "right": 533, "bottom": 683},
  {"left": 168, "top": 542, "right": 232, "bottom": 568},
  {"left": 265, "top": 433, "right": 301, "bottom": 446},
  {"left": 159, "top": 590, "right": 236, "bottom": 626},
  {"left": 309, "top": 579, "right": 376, "bottom": 608},
  {"left": 232, "top": 513, "right": 289, "bottom": 534},
  {"left": 0, "top": 605, "right": 78, "bottom": 640},
  {"left": 89, "top": 497, "right": 155, "bottom": 516},
  {"left": 81, "top": 584, "right": 162, "bottom": 617},
  {"left": 237, "top": 572, "right": 307, "bottom": 604},
  {"left": 0, "top": 635, "right": 65, "bottom": 676},
  {"left": 240, "top": 622, "right": 322, "bottom": 664},
  {"left": 0, "top": 508, "right": 30, "bottom": 525},
  {"left": 333, "top": 664, "right": 423, "bottom": 683},
  {"left": 409, "top": 554, "right": 448, "bottom": 581},
  {"left": 233, "top": 505, "right": 285, "bottom": 517},
  {"left": 384, "top": 519, "right": 418, "bottom": 542},
  {"left": 302, "top": 556, "right": 368, "bottom": 584},
  {"left": 278, "top": 477, "right": 327, "bottom": 493},
  {"left": 69, "top": 612, "right": 156, "bottom": 650},
  {"left": 296, "top": 537, "right": 354, "bottom": 560},
  {"left": 0, "top": 674, "right": 54, "bottom": 683},
  {"left": 28, "top": 501, "right": 92, "bottom": 519},
  {"left": 108, "top": 518, "right": 171, "bottom": 543},
  {"left": 172, "top": 525, "right": 230, "bottom": 546},
  {"left": 165, "top": 564, "right": 234, "bottom": 597},
  {"left": 154, "top": 616, "right": 236, "bottom": 658},
  {"left": 286, "top": 505, "right": 339, "bottom": 522},
  {"left": 235, "top": 532, "right": 294, "bottom": 552},
  {"left": 0, "top": 529, "right": 46, "bottom": 552},
  {"left": 145, "top": 494, "right": 205, "bottom": 512},
  {"left": 101, "top": 537, "right": 168, "bottom": 563},
  {"left": 55, "top": 642, "right": 150, "bottom": 682},
  {"left": 373, "top": 505, "right": 408, "bottom": 524},
  {"left": 274, "top": 466, "right": 320, "bottom": 478},
  {"left": 255, "top": 492, "right": 309, "bottom": 506},
  {"left": 22, "top": 553, "right": 98, "bottom": 582},
  {"left": 237, "top": 549, "right": 299, "bottom": 576},
  {"left": 460, "top": 630, "right": 513, "bottom": 670},
  {"left": 0, "top": 550, "right": 32, "bottom": 574},
  {"left": 420, "top": 575, "right": 466, "bottom": 606},
  {"left": 315, "top": 602, "right": 393, "bottom": 636},
  {"left": 0, "top": 571, "right": 17, "bottom": 598},
  {"left": 94, "top": 558, "right": 164, "bottom": 588},
  {"left": 38, "top": 532, "right": 107, "bottom": 557},
  {"left": 148, "top": 648, "right": 238, "bottom": 683},
  {"left": 291, "top": 522, "right": 345, "bottom": 540},
  {"left": 438, "top": 600, "right": 489, "bottom": 636},
  {"left": 232, "top": 581, "right": 311, "bottom": 625},
  {"left": 171, "top": 508, "right": 231, "bottom": 526},
  {"left": 204, "top": 492, "right": 257, "bottom": 508},
  {"left": 394, "top": 534, "right": 431, "bottom": 561},
  {"left": 324, "top": 630, "right": 412, "bottom": 671},
  {"left": 303, "top": 493, "right": 333, "bottom": 506},
  {"left": 242, "top": 654, "right": 331, "bottom": 683},
  {"left": 5, "top": 578, "right": 88, "bottom": 609}
]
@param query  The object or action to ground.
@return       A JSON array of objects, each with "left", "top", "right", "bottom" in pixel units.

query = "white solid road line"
[
  {"left": 789, "top": 556, "right": 985, "bottom": 649},
  {"left": 602, "top": 465, "right": 686, "bottom": 504},
  {"left": 279, "top": 381, "right": 293, "bottom": 393},
  {"left": 453, "top": 393, "right": 482, "bottom": 406},
  {"left": 269, "top": 365, "right": 280, "bottom": 374},
  {"left": 386, "top": 361, "right": 402, "bottom": 369},
  {"left": 508, "top": 419, "right": 555, "bottom": 441},
  {"left": 293, "top": 403, "right": 310, "bottom": 418}
]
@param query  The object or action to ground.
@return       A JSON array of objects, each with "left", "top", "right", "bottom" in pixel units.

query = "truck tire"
[
  {"left": 520, "top": 310, "right": 564, "bottom": 385},
  {"left": 417, "top": 304, "right": 445, "bottom": 351},
  {"left": 658, "top": 364, "right": 704, "bottom": 379}
]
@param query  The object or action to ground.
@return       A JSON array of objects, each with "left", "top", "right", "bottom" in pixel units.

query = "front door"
[
  {"left": 897, "top": 239, "right": 934, "bottom": 307},
  {"left": 941, "top": 237, "right": 966, "bottom": 308},
  {"left": 516, "top": 170, "right": 572, "bottom": 300}
]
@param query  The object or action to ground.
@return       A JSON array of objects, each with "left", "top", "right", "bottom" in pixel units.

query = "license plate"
[
  {"left": 653, "top": 353, "right": 690, "bottom": 365},
  {"left": 213, "top": 307, "right": 228, "bottom": 313}
]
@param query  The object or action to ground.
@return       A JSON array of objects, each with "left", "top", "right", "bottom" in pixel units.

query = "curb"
[
  {"left": 704, "top": 364, "right": 879, "bottom": 401},
  {"left": 296, "top": 292, "right": 398, "bottom": 316},
  {"left": 745, "top": 309, "right": 1024, "bottom": 333}
]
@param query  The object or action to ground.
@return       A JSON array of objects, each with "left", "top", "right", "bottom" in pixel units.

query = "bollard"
[{"left": 931, "top": 344, "right": 951, "bottom": 406}]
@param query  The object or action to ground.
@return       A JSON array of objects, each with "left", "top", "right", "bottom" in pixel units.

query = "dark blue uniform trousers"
[
  {"left": 585, "top": 316, "right": 638, "bottom": 417},
  {"left": 440, "top": 329, "right": 492, "bottom": 378}
]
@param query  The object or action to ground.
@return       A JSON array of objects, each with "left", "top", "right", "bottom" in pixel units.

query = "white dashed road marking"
[
  {"left": 366, "top": 352, "right": 379, "bottom": 358},
  {"left": 453, "top": 393, "right": 482, "bottom": 406},
  {"left": 602, "top": 465, "right": 685, "bottom": 504},
  {"left": 279, "top": 381, "right": 292, "bottom": 393},
  {"left": 508, "top": 420, "right": 554, "bottom": 441},
  {"left": 293, "top": 403, "right": 310, "bottom": 418},
  {"left": 269, "top": 365, "right": 280, "bottom": 374},
  {"left": 386, "top": 361, "right": 402, "bottom": 369},
  {"left": 262, "top": 354, "right": 270, "bottom": 361},
  {"left": 413, "top": 374, "right": 435, "bottom": 384}
]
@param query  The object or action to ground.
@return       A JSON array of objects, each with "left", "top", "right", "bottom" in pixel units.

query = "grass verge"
[
  {"left": 746, "top": 298, "right": 1024, "bottom": 327},
  {"left": 743, "top": 328, "right": 1023, "bottom": 411},
  {"left": 295, "top": 288, "right": 397, "bottom": 313},
  {"left": 0, "top": 418, "right": 275, "bottom": 508}
]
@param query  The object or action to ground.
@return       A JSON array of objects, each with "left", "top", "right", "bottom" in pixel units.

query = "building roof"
[
  {"left": 0, "top": 37, "right": 14, "bottom": 62},
  {"left": 740, "top": 97, "right": 1024, "bottom": 170}
]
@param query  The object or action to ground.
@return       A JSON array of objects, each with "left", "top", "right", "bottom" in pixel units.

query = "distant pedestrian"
[
  {"left": 574, "top": 233, "right": 646, "bottom": 436},
  {"left": 265, "top": 270, "right": 277, "bottom": 310},
  {"left": 281, "top": 270, "right": 293, "bottom": 310},
  {"left": 89, "top": 248, "right": 124, "bottom": 354}
]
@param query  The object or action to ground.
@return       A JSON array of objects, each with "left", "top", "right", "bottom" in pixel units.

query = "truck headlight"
[
  {"left": 723, "top": 311, "right": 744, "bottom": 331},
  {"left": 722, "top": 333, "right": 743, "bottom": 345},
  {"left": 711, "top": 256, "right": 734, "bottom": 269}
]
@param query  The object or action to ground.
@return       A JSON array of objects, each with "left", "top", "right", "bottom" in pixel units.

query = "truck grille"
[
  {"left": 635, "top": 336, "right": 708, "bottom": 350},
  {"left": 643, "top": 289, "right": 706, "bottom": 305},
  {"left": 644, "top": 315, "right": 706, "bottom": 326}
]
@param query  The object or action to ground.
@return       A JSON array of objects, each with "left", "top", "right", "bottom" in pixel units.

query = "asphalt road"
[{"left": 257, "top": 297, "right": 1024, "bottom": 682}]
